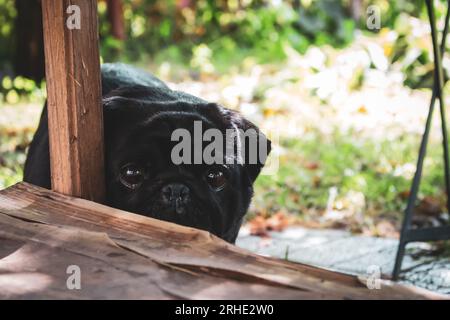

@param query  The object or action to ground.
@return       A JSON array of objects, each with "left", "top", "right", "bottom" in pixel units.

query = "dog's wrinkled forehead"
[
  {"left": 103, "top": 89, "right": 230, "bottom": 132},
  {"left": 140, "top": 111, "right": 220, "bottom": 136},
  {"left": 104, "top": 92, "right": 225, "bottom": 158},
  {"left": 103, "top": 85, "right": 271, "bottom": 182}
]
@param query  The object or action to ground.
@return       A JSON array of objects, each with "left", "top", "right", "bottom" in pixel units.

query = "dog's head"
[{"left": 103, "top": 86, "right": 271, "bottom": 243}]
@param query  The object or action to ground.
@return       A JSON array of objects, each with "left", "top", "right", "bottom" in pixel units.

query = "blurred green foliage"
[
  {"left": 97, "top": 0, "right": 357, "bottom": 66},
  {"left": 0, "top": 75, "right": 46, "bottom": 104},
  {"left": 0, "top": 0, "right": 15, "bottom": 68},
  {"left": 1, "top": 0, "right": 449, "bottom": 101}
]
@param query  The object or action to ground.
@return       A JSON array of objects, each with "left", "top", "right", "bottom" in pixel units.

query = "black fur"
[{"left": 24, "top": 63, "right": 270, "bottom": 243}]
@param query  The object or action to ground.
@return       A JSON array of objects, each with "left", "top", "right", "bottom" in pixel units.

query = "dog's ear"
[
  {"left": 102, "top": 85, "right": 170, "bottom": 127},
  {"left": 219, "top": 107, "right": 272, "bottom": 183},
  {"left": 102, "top": 96, "right": 142, "bottom": 131}
]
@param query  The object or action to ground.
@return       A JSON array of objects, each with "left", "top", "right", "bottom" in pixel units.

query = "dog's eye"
[
  {"left": 119, "top": 163, "right": 145, "bottom": 190},
  {"left": 205, "top": 168, "right": 227, "bottom": 191}
]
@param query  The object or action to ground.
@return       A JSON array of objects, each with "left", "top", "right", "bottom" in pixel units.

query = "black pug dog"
[{"left": 23, "top": 63, "right": 271, "bottom": 243}]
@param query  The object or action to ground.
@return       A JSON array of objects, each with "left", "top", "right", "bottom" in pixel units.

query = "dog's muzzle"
[{"left": 160, "top": 183, "right": 191, "bottom": 215}]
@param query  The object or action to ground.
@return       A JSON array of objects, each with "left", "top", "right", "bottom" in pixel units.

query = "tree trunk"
[
  {"left": 107, "top": 0, "right": 125, "bottom": 40},
  {"left": 14, "top": 0, "right": 45, "bottom": 82},
  {"left": 350, "top": 0, "right": 363, "bottom": 23}
]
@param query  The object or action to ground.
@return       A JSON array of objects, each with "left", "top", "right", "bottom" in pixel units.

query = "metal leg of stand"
[{"left": 393, "top": 0, "right": 450, "bottom": 280}]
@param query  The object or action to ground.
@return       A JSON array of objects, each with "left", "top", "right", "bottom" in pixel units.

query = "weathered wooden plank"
[
  {"left": 41, "top": 0, "right": 105, "bottom": 202},
  {"left": 0, "top": 183, "right": 446, "bottom": 299},
  {"left": 0, "top": 213, "right": 313, "bottom": 299}
]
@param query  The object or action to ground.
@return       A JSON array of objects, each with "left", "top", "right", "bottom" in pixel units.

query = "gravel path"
[{"left": 237, "top": 226, "right": 450, "bottom": 295}]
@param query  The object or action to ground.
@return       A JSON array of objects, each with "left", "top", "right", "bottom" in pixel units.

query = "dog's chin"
[{"left": 139, "top": 201, "right": 235, "bottom": 240}]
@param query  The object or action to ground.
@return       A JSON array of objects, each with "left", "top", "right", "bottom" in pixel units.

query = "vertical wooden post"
[{"left": 41, "top": 0, "right": 105, "bottom": 202}]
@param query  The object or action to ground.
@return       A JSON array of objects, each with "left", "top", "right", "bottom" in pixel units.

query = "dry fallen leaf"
[
  {"left": 304, "top": 161, "right": 320, "bottom": 170},
  {"left": 248, "top": 212, "right": 290, "bottom": 237},
  {"left": 415, "top": 196, "right": 443, "bottom": 217},
  {"left": 266, "top": 212, "right": 290, "bottom": 232},
  {"left": 412, "top": 196, "right": 446, "bottom": 228},
  {"left": 357, "top": 105, "right": 368, "bottom": 114},
  {"left": 398, "top": 190, "right": 410, "bottom": 200},
  {"left": 312, "top": 175, "right": 321, "bottom": 187},
  {"left": 374, "top": 220, "right": 399, "bottom": 238},
  {"left": 248, "top": 215, "right": 270, "bottom": 237}
]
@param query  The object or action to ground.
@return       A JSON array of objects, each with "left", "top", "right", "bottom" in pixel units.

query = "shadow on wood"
[{"left": 0, "top": 183, "right": 446, "bottom": 299}]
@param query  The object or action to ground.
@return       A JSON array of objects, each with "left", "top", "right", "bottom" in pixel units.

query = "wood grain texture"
[
  {"left": 41, "top": 0, "right": 105, "bottom": 202},
  {"left": 0, "top": 183, "right": 446, "bottom": 299}
]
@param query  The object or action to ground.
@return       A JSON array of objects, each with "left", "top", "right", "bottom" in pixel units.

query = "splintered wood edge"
[{"left": 0, "top": 182, "right": 447, "bottom": 300}]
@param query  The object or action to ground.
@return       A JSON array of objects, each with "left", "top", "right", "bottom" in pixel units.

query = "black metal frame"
[{"left": 393, "top": 0, "right": 450, "bottom": 280}]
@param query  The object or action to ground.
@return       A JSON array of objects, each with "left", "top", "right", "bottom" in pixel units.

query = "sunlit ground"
[{"left": 1, "top": 30, "right": 450, "bottom": 238}]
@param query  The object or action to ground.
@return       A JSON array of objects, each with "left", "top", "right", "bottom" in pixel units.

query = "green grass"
[
  {"left": 0, "top": 129, "right": 31, "bottom": 189},
  {"left": 251, "top": 129, "right": 447, "bottom": 226},
  {"left": 0, "top": 102, "right": 40, "bottom": 189}
]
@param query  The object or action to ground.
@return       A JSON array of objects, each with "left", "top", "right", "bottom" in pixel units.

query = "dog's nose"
[{"left": 161, "top": 183, "right": 191, "bottom": 214}]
